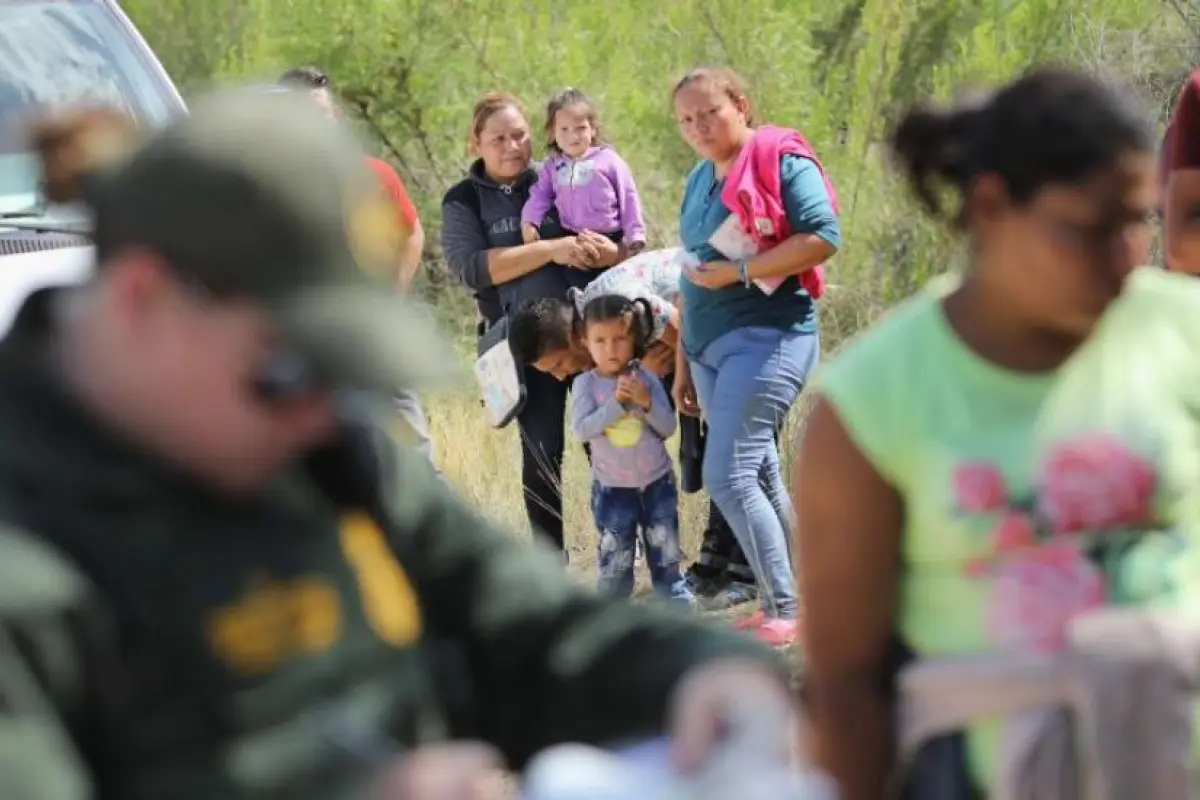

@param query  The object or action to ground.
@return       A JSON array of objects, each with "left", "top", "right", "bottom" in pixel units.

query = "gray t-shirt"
[{"left": 569, "top": 365, "right": 675, "bottom": 489}]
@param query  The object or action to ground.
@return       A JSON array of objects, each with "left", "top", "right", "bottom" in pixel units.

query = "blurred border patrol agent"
[{"left": 0, "top": 89, "right": 794, "bottom": 799}]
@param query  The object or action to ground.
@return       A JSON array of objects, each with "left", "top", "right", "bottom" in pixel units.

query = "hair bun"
[{"left": 27, "top": 107, "right": 139, "bottom": 205}]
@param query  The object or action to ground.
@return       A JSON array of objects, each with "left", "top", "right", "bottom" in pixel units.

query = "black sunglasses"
[
  {"left": 251, "top": 346, "right": 327, "bottom": 403},
  {"left": 175, "top": 272, "right": 328, "bottom": 403}
]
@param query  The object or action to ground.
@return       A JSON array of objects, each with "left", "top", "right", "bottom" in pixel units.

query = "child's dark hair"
[
  {"left": 544, "top": 87, "right": 602, "bottom": 153},
  {"left": 579, "top": 294, "right": 654, "bottom": 359},
  {"left": 508, "top": 297, "right": 575, "bottom": 365},
  {"left": 889, "top": 65, "right": 1152, "bottom": 228}
]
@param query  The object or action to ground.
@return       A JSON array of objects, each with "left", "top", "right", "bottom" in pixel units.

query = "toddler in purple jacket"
[{"left": 521, "top": 88, "right": 646, "bottom": 254}]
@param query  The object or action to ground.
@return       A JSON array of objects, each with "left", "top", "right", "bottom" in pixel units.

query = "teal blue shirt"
[{"left": 678, "top": 154, "right": 840, "bottom": 356}]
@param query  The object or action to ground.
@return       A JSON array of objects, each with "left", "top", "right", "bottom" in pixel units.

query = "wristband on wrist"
[{"left": 737, "top": 257, "right": 752, "bottom": 286}]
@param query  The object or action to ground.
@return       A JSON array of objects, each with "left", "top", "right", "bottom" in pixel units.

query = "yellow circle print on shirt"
[{"left": 605, "top": 415, "right": 644, "bottom": 448}]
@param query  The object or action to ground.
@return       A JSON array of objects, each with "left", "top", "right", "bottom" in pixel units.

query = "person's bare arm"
[
  {"left": 396, "top": 218, "right": 425, "bottom": 290},
  {"left": 670, "top": 296, "right": 700, "bottom": 417},
  {"left": 485, "top": 239, "right": 575, "bottom": 284},
  {"left": 659, "top": 304, "right": 680, "bottom": 349},
  {"left": 745, "top": 234, "right": 836, "bottom": 280},
  {"left": 794, "top": 395, "right": 903, "bottom": 800},
  {"left": 641, "top": 307, "right": 681, "bottom": 377},
  {"left": 1166, "top": 171, "right": 1200, "bottom": 274}
]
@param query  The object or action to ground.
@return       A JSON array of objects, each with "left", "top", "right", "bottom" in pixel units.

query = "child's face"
[
  {"left": 584, "top": 317, "right": 635, "bottom": 376},
  {"left": 554, "top": 104, "right": 595, "bottom": 158}
]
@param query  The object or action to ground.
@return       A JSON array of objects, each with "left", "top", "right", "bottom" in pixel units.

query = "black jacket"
[
  {"left": 440, "top": 159, "right": 576, "bottom": 325},
  {"left": 0, "top": 291, "right": 784, "bottom": 799}
]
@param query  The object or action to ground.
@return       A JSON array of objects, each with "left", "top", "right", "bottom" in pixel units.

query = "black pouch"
[{"left": 678, "top": 414, "right": 706, "bottom": 495}]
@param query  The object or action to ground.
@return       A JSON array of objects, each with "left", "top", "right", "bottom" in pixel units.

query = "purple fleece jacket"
[{"left": 521, "top": 145, "right": 646, "bottom": 246}]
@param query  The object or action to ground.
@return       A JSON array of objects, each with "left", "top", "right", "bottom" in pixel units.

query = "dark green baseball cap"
[{"left": 88, "top": 86, "right": 462, "bottom": 395}]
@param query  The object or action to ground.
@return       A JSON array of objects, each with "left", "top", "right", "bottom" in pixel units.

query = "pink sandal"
[
  {"left": 732, "top": 610, "right": 765, "bottom": 629},
  {"left": 754, "top": 618, "right": 799, "bottom": 647}
]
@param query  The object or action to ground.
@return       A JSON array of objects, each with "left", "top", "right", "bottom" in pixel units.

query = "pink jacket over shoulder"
[{"left": 720, "top": 124, "right": 839, "bottom": 299}]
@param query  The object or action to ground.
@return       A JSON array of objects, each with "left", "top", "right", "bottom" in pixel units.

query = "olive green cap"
[{"left": 93, "top": 86, "right": 461, "bottom": 394}]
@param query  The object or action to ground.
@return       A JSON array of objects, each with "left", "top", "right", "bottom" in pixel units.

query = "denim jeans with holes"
[{"left": 591, "top": 473, "right": 693, "bottom": 603}]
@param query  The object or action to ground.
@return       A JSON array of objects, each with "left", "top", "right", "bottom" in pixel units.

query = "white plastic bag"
[
  {"left": 473, "top": 317, "right": 525, "bottom": 429},
  {"left": 520, "top": 737, "right": 836, "bottom": 800}
]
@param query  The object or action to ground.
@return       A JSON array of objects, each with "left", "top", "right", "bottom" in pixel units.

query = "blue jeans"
[
  {"left": 688, "top": 327, "right": 819, "bottom": 620},
  {"left": 591, "top": 473, "right": 693, "bottom": 603}
]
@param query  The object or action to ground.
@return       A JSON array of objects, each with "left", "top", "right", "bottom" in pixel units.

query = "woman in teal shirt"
[{"left": 671, "top": 67, "right": 841, "bottom": 645}]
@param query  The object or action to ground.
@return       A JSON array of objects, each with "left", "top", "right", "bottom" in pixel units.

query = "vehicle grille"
[{"left": 0, "top": 232, "right": 92, "bottom": 258}]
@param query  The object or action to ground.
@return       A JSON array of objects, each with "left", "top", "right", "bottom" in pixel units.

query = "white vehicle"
[{"left": 0, "top": 0, "right": 185, "bottom": 333}]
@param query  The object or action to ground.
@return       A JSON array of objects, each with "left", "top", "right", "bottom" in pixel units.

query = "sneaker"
[
  {"left": 684, "top": 566, "right": 726, "bottom": 598},
  {"left": 698, "top": 581, "right": 758, "bottom": 611},
  {"left": 754, "top": 618, "right": 799, "bottom": 647},
  {"left": 685, "top": 574, "right": 717, "bottom": 599}
]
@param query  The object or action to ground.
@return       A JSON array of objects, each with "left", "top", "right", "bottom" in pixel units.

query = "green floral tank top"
[{"left": 815, "top": 267, "right": 1200, "bottom": 787}]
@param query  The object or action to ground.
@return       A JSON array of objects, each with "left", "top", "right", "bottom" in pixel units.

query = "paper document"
[{"left": 707, "top": 214, "right": 783, "bottom": 295}]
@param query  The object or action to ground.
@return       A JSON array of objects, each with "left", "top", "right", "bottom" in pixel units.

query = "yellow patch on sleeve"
[{"left": 338, "top": 512, "right": 423, "bottom": 647}]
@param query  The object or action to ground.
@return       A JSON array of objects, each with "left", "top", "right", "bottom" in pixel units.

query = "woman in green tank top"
[{"left": 794, "top": 67, "right": 1187, "bottom": 798}]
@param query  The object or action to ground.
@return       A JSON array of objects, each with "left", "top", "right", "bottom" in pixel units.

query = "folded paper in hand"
[{"left": 707, "top": 214, "right": 784, "bottom": 296}]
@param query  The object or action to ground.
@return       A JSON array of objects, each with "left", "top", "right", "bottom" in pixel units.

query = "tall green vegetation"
[{"left": 123, "top": 0, "right": 1199, "bottom": 344}]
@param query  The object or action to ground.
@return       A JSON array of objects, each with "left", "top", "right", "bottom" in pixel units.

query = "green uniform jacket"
[{"left": 0, "top": 292, "right": 784, "bottom": 799}]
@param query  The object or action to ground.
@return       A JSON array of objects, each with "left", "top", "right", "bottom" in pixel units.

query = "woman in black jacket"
[{"left": 441, "top": 92, "right": 626, "bottom": 556}]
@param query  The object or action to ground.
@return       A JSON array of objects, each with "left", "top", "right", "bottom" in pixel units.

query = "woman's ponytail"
[
  {"left": 889, "top": 92, "right": 990, "bottom": 224},
  {"left": 27, "top": 107, "right": 138, "bottom": 205},
  {"left": 892, "top": 67, "right": 1153, "bottom": 228}
]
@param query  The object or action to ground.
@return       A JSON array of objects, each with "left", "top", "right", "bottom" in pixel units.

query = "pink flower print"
[
  {"left": 962, "top": 513, "right": 1036, "bottom": 578},
  {"left": 985, "top": 542, "right": 1106, "bottom": 653},
  {"left": 953, "top": 462, "right": 1008, "bottom": 513},
  {"left": 1036, "top": 434, "right": 1156, "bottom": 536},
  {"left": 995, "top": 512, "right": 1037, "bottom": 553},
  {"left": 964, "top": 558, "right": 991, "bottom": 579}
]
